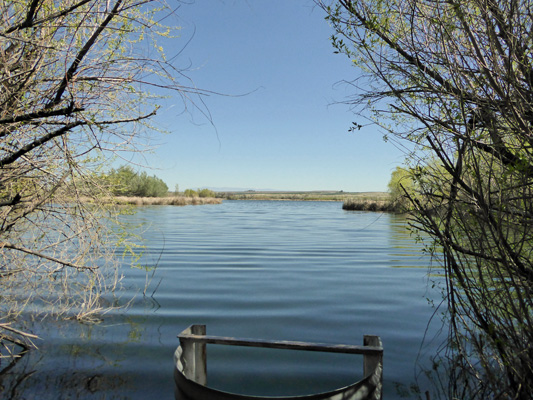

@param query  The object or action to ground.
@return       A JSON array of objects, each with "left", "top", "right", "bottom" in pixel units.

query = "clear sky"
[{"left": 139, "top": 0, "right": 406, "bottom": 192}]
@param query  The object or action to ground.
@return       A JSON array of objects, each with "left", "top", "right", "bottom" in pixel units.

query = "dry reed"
[{"left": 101, "top": 196, "right": 222, "bottom": 206}]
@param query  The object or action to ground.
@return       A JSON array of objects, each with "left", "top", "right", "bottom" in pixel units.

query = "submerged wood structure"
[{"left": 174, "top": 325, "right": 383, "bottom": 400}]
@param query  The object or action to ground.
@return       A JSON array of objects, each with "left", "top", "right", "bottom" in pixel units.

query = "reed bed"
[
  {"left": 102, "top": 196, "right": 222, "bottom": 206},
  {"left": 342, "top": 198, "right": 397, "bottom": 212}
]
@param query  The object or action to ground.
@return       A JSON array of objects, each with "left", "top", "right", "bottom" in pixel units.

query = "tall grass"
[{"left": 101, "top": 196, "right": 222, "bottom": 206}]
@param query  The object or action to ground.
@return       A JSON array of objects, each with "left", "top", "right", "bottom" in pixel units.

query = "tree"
[
  {"left": 387, "top": 166, "right": 415, "bottom": 211},
  {"left": 0, "top": 0, "right": 202, "bottom": 358},
  {"left": 198, "top": 188, "right": 215, "bottom": 198},
  {"left": 320, "top": 0, "right": 533, "bottom": 398},
  {"left": 183, "top": 189, "right": 198, "bottom": 197},
  {"left": 132, "top": 171, "right": 169, "bottom": 197},
  {"left": 106, "top": 166, "right": 169, "bottom": 197},
  {"left": 107, "top": 165, "right": 139, "bottom": 196}
]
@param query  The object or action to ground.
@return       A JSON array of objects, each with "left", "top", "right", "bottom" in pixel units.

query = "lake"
[{"left": 0, "top": 200, "right": 445, "bottom": 399}]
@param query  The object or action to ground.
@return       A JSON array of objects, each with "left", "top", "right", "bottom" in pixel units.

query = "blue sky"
[{"left": 140, "top": 0, "right": 406, "bottom": 192}]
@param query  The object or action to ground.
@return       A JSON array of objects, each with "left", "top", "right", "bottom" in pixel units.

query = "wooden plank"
[
  {"left": 178, "top": 333, "right": 383, "bottom": 355},
  {"left": 175, "top": 325, "right": 384, "bottom": 400}
]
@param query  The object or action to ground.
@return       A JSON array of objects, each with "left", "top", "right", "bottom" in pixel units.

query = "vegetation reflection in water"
[{"left": 0, "top": 201, "right": 445, "bottom": 399}]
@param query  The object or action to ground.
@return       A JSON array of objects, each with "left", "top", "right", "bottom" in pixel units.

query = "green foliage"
[
  {"left": 387, "top": 166, "right": 415, "bottom": 211},
  {"left": 106, "top": 165, "right": 168, "bottom": 197},
  {"left": 182, "top": 188, "right": 215, "bottom": 198},
  {"left": 0, "top": 0, "right": 206, "bottom": 353},
  {"left": 321, "top": 0, "right": 533, "bottom": 398},
  {"left": 183, "top": 189, "right": 198, "bottom": 197},
  {"left": 198, "top": 188, "right": 215, "bottom": 198}
]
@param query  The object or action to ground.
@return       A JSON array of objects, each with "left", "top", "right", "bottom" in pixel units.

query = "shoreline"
[
  {"left": 85, "top": 192, "right": 398, "bottom": 211},
  {"left": 217, "top": 191, "right": 389, "bottom": 202},
  {"left": 99, "top": 196, "right": 222, "bottom": 206}
]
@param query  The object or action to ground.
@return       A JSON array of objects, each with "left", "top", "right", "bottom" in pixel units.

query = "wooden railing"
[{"left": 176, "top": 324, "right": 383, "bottom": 400}]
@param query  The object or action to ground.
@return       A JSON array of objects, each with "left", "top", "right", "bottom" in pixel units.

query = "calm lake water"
[{"left": 1, "top": 200, "right": 445, "bottom": 399}]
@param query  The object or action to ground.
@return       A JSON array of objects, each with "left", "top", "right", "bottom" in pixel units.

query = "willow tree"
[
  {"left": 320, "top": 0, "right": 533, "bottom": 398},
  {"left": 0, "top": 0, "right": 201, "bottom": 358}
]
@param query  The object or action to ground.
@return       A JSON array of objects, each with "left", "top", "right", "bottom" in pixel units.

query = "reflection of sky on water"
[{"left": 1, "top": 201, "right": 447, "bottom": 399}]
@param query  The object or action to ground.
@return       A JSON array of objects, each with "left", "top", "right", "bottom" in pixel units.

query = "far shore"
[
  {"left": 87, "top": 191, "right": 399, "bottom": 211},
  {"left": 217, "top": 190, "right": 398, "bottom": 211},
  {"left": 216, "top": 190, "right": 389, "bottom": 202},
  {"left": 100, "top": 196, "right": 222, "bottom": 206}
]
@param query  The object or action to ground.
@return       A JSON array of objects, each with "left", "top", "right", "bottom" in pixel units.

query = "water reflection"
[
  {"left": 0, "top": 312, "right": 152, "bottom": 399},
  {"left": 1, "top": 352, "right": 131, "bottom": 399},
  {"left": 1, "top": 201, "right": 445, "bottom": 399}
]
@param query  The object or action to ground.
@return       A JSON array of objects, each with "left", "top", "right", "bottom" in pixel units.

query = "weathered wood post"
[
  {"left": 179, "top": 324, "right": 207, "bottom": 385},
  {"left": 363, "top": 335, "right": 383, "bottom": 400},
  {"left": 175, "top": 325, "right": 384, "bottom": 400}
]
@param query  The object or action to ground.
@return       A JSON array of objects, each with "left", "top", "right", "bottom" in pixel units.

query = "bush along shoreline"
[{"left": 342, "top": 198, "right": 399, "bottom": 212}]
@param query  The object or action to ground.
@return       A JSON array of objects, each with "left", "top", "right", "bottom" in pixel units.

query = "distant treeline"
[
  {"left": 183, "top": 188, "right": 216, "bottom": 198},
  {"left": 105, "top": 165, "right": 169, "bottom": 197},
  {"left": 101, "top": 165, "right": 407, "bottom": 210},
  {"left": 102, "top": 165, "right": 217, "bottom": 198}
]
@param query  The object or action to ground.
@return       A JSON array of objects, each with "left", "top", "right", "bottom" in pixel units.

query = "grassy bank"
[
  {"left": 217, "top": 191, "right": 389, "bottom": 202},
  {"left": 102, "top": 196, "right": 222, "bottom": 206}
]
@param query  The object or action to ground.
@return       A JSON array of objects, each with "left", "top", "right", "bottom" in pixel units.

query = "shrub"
[
  {"left": 198, "top": 188, "right": 215, "bottom": 198},
  {"left": 183, "top": 189, "right": 198, "bottom": 197},
  {"left": 106, "top": 166, "right": 168, "bottom": 197}
]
